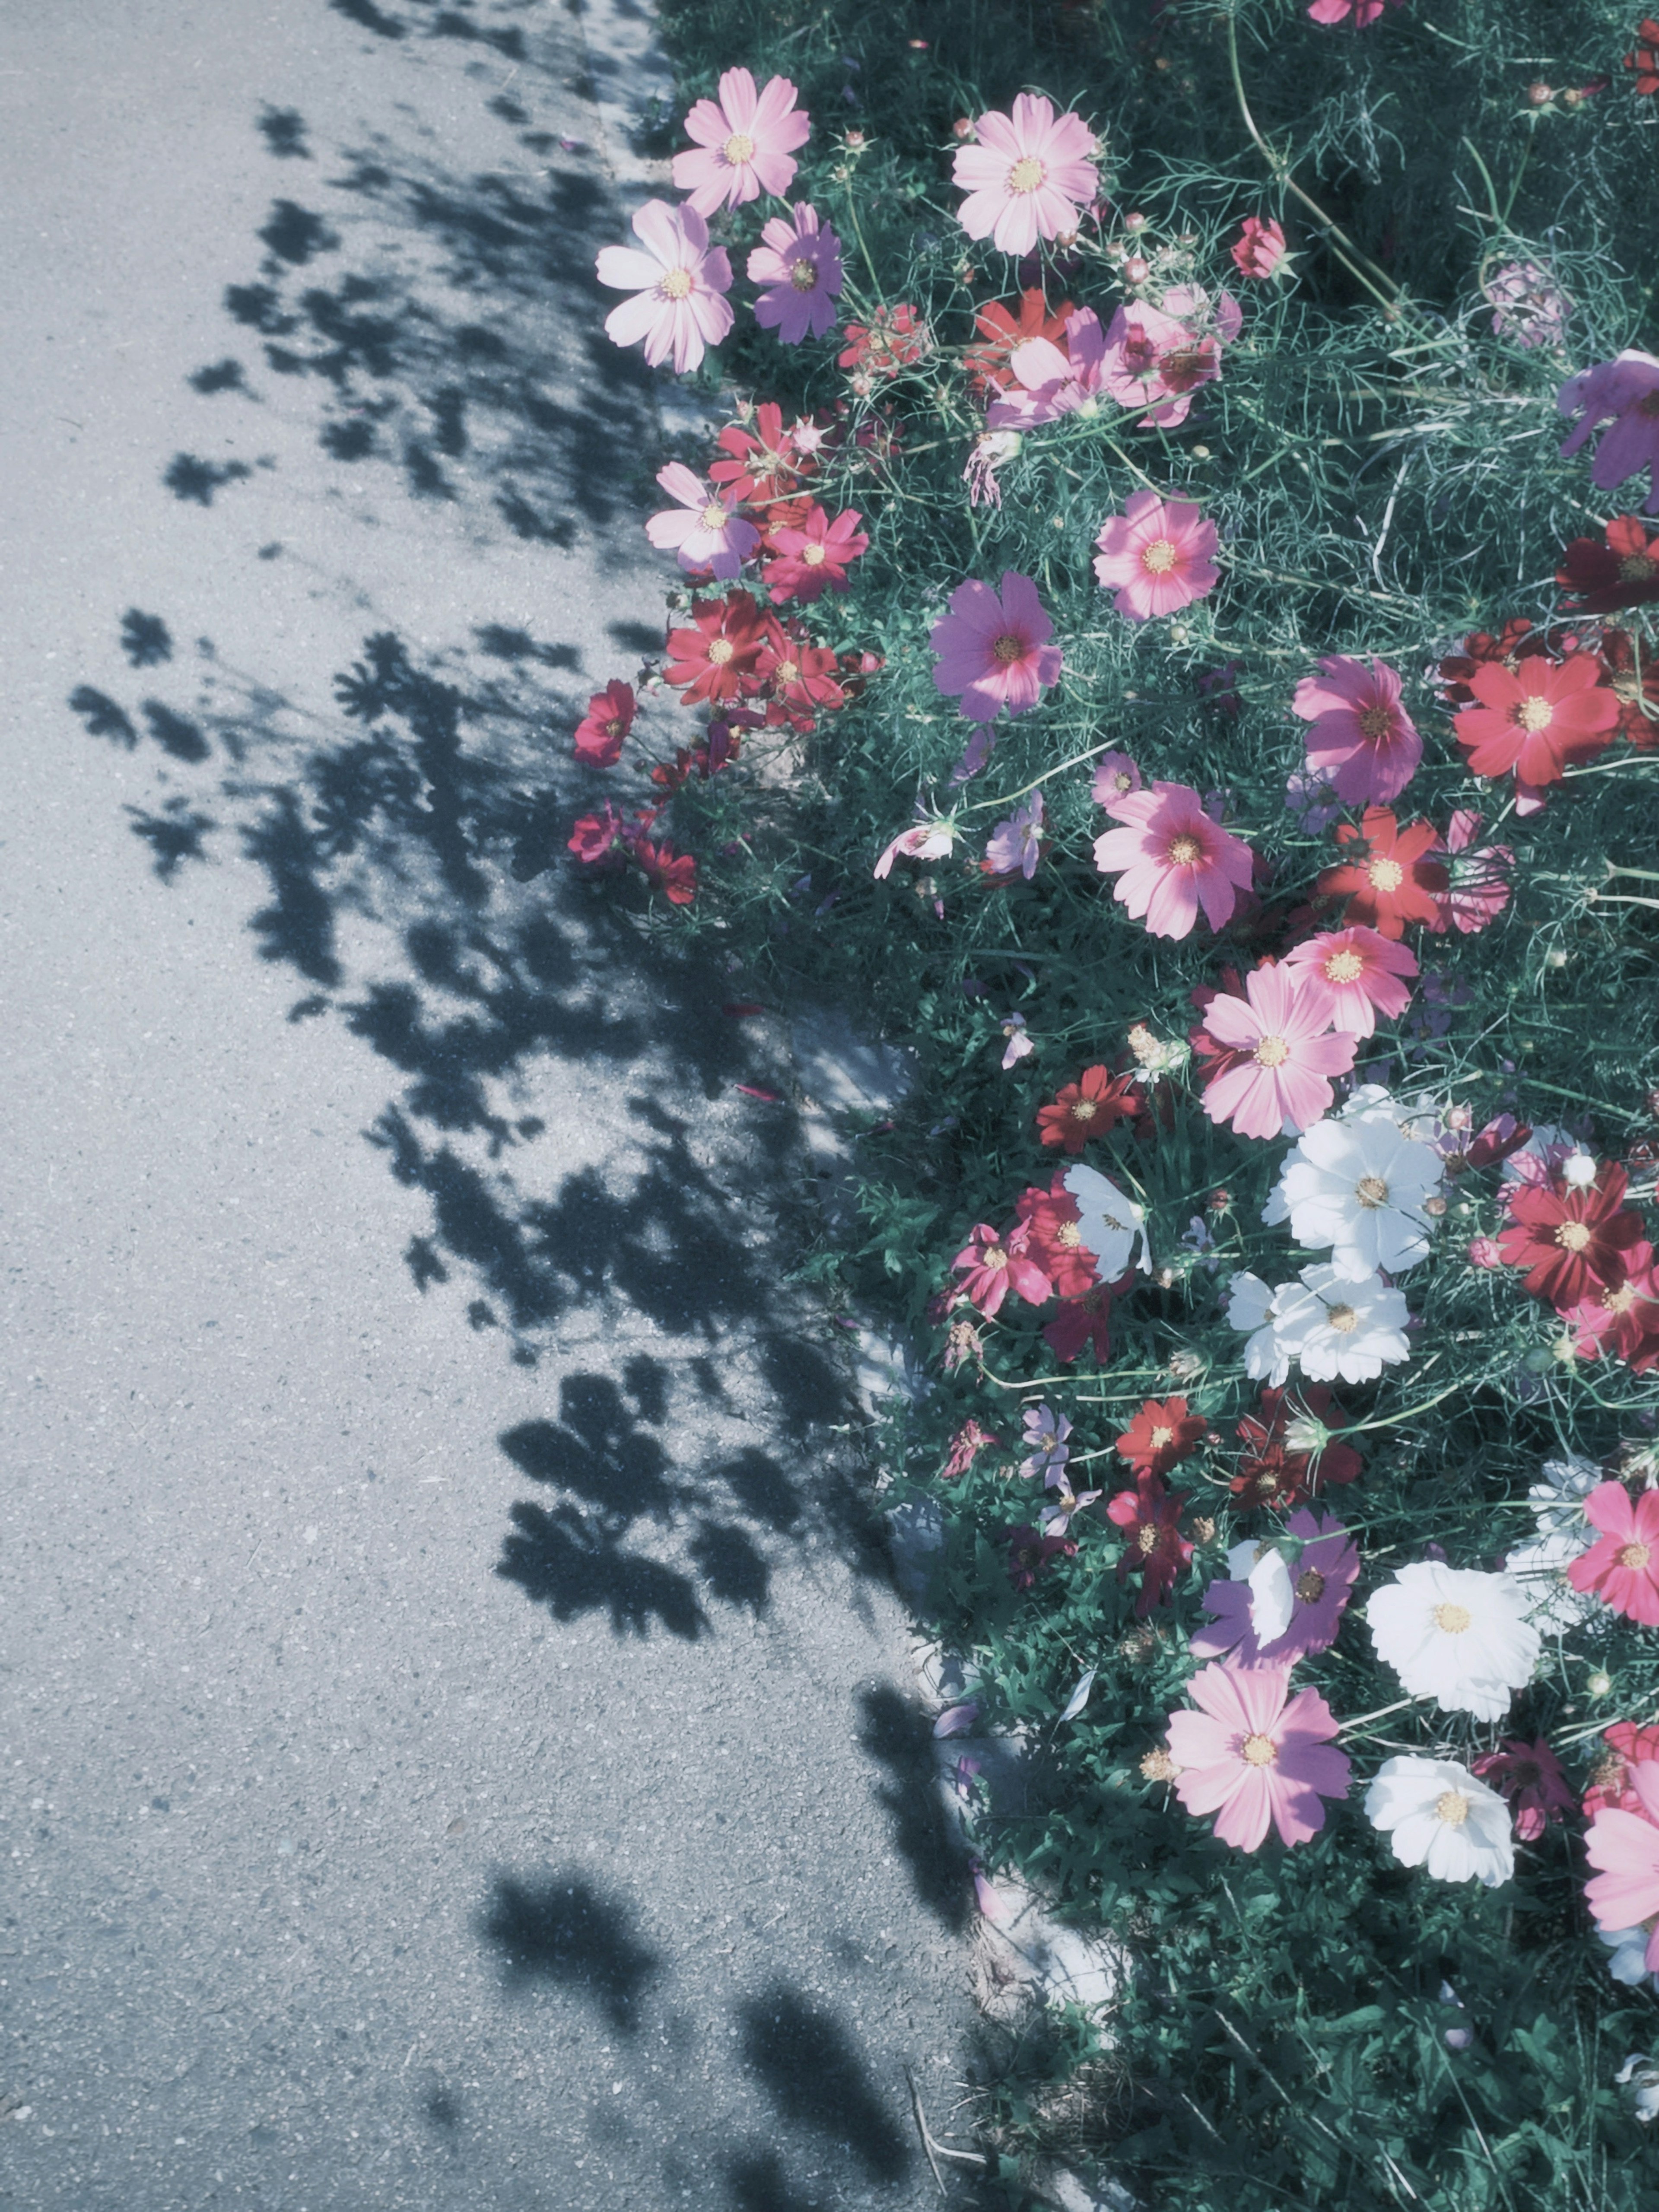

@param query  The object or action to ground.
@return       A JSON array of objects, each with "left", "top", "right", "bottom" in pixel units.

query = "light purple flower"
[
  {"left": 1558, "top": 351, "right": 1659, "bottom": 516},
  {"left": 644, "top": 461, "right": 759, "bottom": 579},
  {"left": 931, "top": 571, "right": 1064, "bottom": 722},
  {"left": 1191, "top": 1510, "right": 1360, "bottom": 1665},
  {"left": 747, "top": 202, "right": 843, "bottom": 343},
  {"left": 985, "top": 793, "right": 1045, "bottom": 880},
  {"left": 1000, "top": 1013, "right": 1035, "bottom": 1069},
  {"left": 950, "top": 727, "right": 997, "bottom": 784},
  {"left": 1285, "top": 766, "right": 1342, "bottom": 834},
  {"left": 1020, "top": 1401, "right": 1072, "bottom": 1483},
  {"left": 1090, "top": 751, "right": 1142, "bottom": 805}
]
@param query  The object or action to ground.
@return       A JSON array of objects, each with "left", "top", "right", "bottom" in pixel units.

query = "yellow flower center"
[
  {"left": 1325, "top": 1303, "right": 1360, "bottom": 1335},
  {"left": 1150, "top": 1424, "right": 1174, "bottom": 1449},
  {"left": 707, "top": 638, "right": 736, "bottom": 665},
  {"left": 775, "top": 659, "right": 800, "bottom": 684},
  {"left": 1296, "top": 1568, "right": 1326, "bottom": 1604},
  {"left": 1619, "top": 550, "right": 1658, "bottom": 582},
  {"left": 1255, "top": 1035, "right": 1290, "bottom": 1068},
  {"left": 1056, "top": 1220, "right": 1084, "bottom": 1248},
  {"left": 604, "top": 718, "right": 624, "bottom": 739},
  {"left": 1358, "top": 705, "right": 1395, "bottom": 741},
  {"left": 1141, "top": 537, "right": 1179, "bottom": 575},
  {"left": 659, "top": 267, "right": 694, "bottom": 300},
  {"left": 1240, "top": 1732, "right": 1277, "bottom": 1767},
  {"left": 992, "top": 632, "right": 1025, "bottom": 664},
  {"left": 983, "top": 1246, "right": 1008, "bottom": 1269},
  {"left": 1514, "top": 695, "right": 1554, "bottom": 733},
  {"left": 700, "top": 502, "right": 728, "bottom": 531},
  {"left": 1071, "top": 1097, "right": 1097, "bottom": 1121},
  {"left": 1167, "top": 833, "right": 1202, "bottom": 865},
  {"left": 1355, "top": 1175, "right": 1390, "bottom": 1209},
  {"left": 1325, "top": 949, "right": 1364, "bottom": 983},
  {"left": 722, "top": 131, "right": 757, "bottom": 165},
  {"left": 1435, "top": 1789, "right": 1471, "bottom": 1827},
  {"left": 1433, "top": 1602, "right": 1472, "bottom": 1634},
  {"left": 1555, "top": 1220, "right": 1592, "bottom": 1252},
  {"left": 1368, "top": 856, "right": 1405, "bottom": 893},
  {"left": 1007, "top": 156, "right": 1047, "bottom": 194},
  {"left": 1605, "top": 1283, "right": 1640, "bottom": 1315},
  {"left": 788, "top": 259, "right": 819, "bottom": 292},
  {"left": 802, "top": 543, "right": 827, "bottom": 566},
  {"left": 1619, "top": 1542, "right": 1652, "bottom": 1572},
  {"left": 1136, "top": 1524, "right": 1160, "bottom": 1554}
]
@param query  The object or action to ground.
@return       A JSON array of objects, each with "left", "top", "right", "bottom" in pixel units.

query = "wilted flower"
[
  {"left": 1484, "top": 259, "right": 1573, "bottom": 350},
  {"left": 1231, "top": 215, "right": 1287, "bottom": 279}
]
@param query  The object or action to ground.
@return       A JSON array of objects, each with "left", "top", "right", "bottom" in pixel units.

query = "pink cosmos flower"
[
  {"left": 1093, "top": 493, "right": 1220, "bottom": 621},
  {"left": 1091, "top": 751, "right": 1142, "bottom": 804},
  {"left": 1232, "top": 216, "right": 1287, "bottom": 278},
  {"left": 1192, "top": 1510, "right": 1360, "bottom": 1665},
  {"left": 1437, "top": 809, "right": 1514, "bottom": 934},
  {"left": 1292, "top": 655, "right": 1422, "bottom": 806},
  {"left": 1166, "top": 1663, "right": 1350, "bottom": 1851},
  {"left": 1199, "top": 965, "right": 1359, "bottom": 1140},
  {"left": 762, "top": 505, "right": 869, "bottom": 604},
  {"left": 874, "top": 811, "right": 957, "bottom": 879},
  {"left": 1096, "top": 297, "right": 1233, "bottom": 428},
  {"left": 1093, "top": 780, "right": 1255, "bottom": 940},
  {"left": 1283, "top": 925, "right": 1417, "bottom": 1036},
  {"left": 1308, "top": 0, "right": 1399, "bottom": 24},
  {"left": 644, "top": 462, "right": 760, "bottom": 580},
  {"left": 573, "top": 680, "right": 636, "bottom": 767},
  {"left": 986, "top": 307, "right": 1110, "bottom": 428},
  {"left": 931, "top": 572, "right": 1063, "bottom": 722},
  {"left": 1567, "top": 1483, "right": 1659, "bottom": 1625},
  {"left": 747, "top": 202, "right": 844, "bottom": 343},
  {"left": 984, "top": 793, "right": 1045, "bottom": 881},
  {"left": 1000, "top": 1013, "right": 1036, "bottom": 1068},
  {"left": 1558, "top": 350, "right": 1659, "bottom": 515},
  {"left": 950, "top": 94, "right": 1099, "bottom": 258},
  {"left": 1585, "top": 1760, "right": 1659, "bottom": 1970},
  {"left": 596, "top": 200, "right": 733, "bottom": 375},
  {"left": 671, "top": 69, "right": 811, "bottom": 216},
  {"left": 950, "top": 1220, "right": 1052, "bottom": 1316}
]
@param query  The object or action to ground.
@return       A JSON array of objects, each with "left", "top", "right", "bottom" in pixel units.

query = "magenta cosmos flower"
[
  {"left": 951, "top": 93, "right": 1099, "bottom": 258},
  {"left": 1292, "top": 655, "right": 1422, "bottom": 806},
  {"left": 931, "top": 572, "right": 1063, "bottom": 722},
  {"left": 747, "top": 202, "right": 843, "bottom": 343},
  {"left": 1567, "top": 1482, "right": 1659, "bottom": 1626},
  {"left": 1282, "top": 925, "right": 1417, "bottom": 1036},
  {"left": 1558, "top": 350, "right": 1659, "bottom": 515},
  {"left": 1166, "top": 1662, "right": 1350, "bottom": 1850},
  {"left": 644, "top": 462, "right": 759, "bottom": 580},
  {"left": 1094, "top": 493, "right": 1220, "bottom": 621},
  {"left": 671, "top": 69, "right": 811, "bottom": 217},
  {"left": 1192, "top": 1510, "right": 1361, "bottom": 1666},
  {"left": 1200, "top": 965, "right": 1359, "bottom": 1140},
  {"left": 596, "top": 200, "right": 733, "bottom": 375},
  {"left": 1586, "top": 1760, "right": 1659, "bottom": 1970},
  {"left": 950, "top": 1220, "right": 1051, "bottom": 1316},
  {"left": 1093, "top": 780, "right": 1255, "bottom": 940}
]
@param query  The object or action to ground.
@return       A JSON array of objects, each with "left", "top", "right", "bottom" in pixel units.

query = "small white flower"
[
  {"left": 1365, "top": 1755, "right": 1515, "bottom": 1887},
  {"left": 1263, "top": 1108, "right": 1443, "bottom": 1281},
  {"left": 1616, "top": 2054, "right": 1659, "bottom": 2125},
  {"left": 1505, "top": 1528, "right": 1596, "bottom": 1631},
  {"left": 1600, "top": 1927, "right": 1659, "bottom": 1993},
  {"left": 1063, "top": 1163, "right": 1151, "bottom": 1279},
  {"left": 1268, "top": 1265, "right": 1412, "bottom": 1385},
  {"left": 1367, "top": 1561, "right": 1540, "bottom": 1721},
  {"left": 1561, "top": 1148, "right": 1599, "bottom": 1189},
  {"left": 1527, "top": 1453, "right": 1601, "bottom": 1535}
]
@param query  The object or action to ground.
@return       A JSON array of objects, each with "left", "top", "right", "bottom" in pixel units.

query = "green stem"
[{"left": 954, "top": 740, "right": 1120, "bottom": 817}]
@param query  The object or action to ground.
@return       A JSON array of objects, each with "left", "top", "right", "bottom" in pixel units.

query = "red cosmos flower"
[
  {"left": 1557, "top": 515, "right": 1659, "bottom": 614},
  {"left": 1584, "top": 1719, "right": 1659, "bottom": 1817},
  {"left": 708, "top": 401, "right": 809, "bottom": 503},
  {"left": 837, "top": 303, "right": 929, "bottom": 377},
  {"left": 1115, "top": 1396, "right": 1206, "bottom": 1477},
  {"left": 756, "top": 492, "right": 817, "bottom": 550},
  {"left": 1454, "top": 653, "right": 1620, "bottom": 796},
  {"left": 572, "top": 679, "right": 636, "bottom": 767},
  {"left": 1600, "top": 629, "right": 1659, "bottom": 746},
  {"left": 568, "top": 801, "right": 628, "bottom": 867},
  {"left": 950, "top": 1220, "right": 1052, "bottom": 1316},
  {"left": 1496, "top": 1161, "right": 1646, "bottom": 1307},
  {"left": 762, "top": 505, "right": 870, "bottom": 604},
  {"left": 1043, "top": 1283, "right": 1117, "bottom": 1364},
  {"left": 964, "top": 289, "right": 1076, "bottom": 391},
  {"left": 664, "top": 591, "right": 766, "bottom": 704},
  {"left": 1106, "top": 1472, "right": 1193, "bottom": 1616},
  {"left": 1007, "top": 1522, "right": 1077, "bottom": 1591},
  {"left": 1231, "top": 1385, "right": 1362, "bottom": 1510},
  {"left": 632, "top": 835, "right": 697, "bottom": 904},
  {"left": 941, "top": 1418, "right": 1000, "bottom": 1480},
  {"left": 1562, "top": 1240, "right": 1659, "bottom": 1372},
  {"left": 756, "top": 620, "right": 845, "bottom": 712},
  {"left": 1036, "top": 1063, "right": 1141, "bottom": 1152},
  {"left": 1567, "top": 1482, "right": 1659, "bottom": 1625},
  {"left": 1318, "top": 808, "right": 1449, "bottom": 938},
  {"left": 1470, "top": 1738, "right": 1574, "bottom": 1841},
  {"left": 1625, "top": 16, "right": 1659, "bottom": 94},
  {"left": 1016, "top": 1173, "right": 1102, "bottom": 1299}
]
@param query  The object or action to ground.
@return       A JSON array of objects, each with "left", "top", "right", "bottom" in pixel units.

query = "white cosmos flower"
[
  {"left": 1366, "top": 1561, "right": 1540, "bottom": 1721},
  {"left": 1616, "top": 2055, "right": 1659, "bottom": 2125},
  {"left": 1505, "top": 1527, "right": 1597, "bottom": 1631},
  {"left": 1226, "top": 1270, "right": 1288, "bottom": 1384},
  {"left": 1062, "top": 1163, "right": 1151, "bottom": 1279},
  {"left": 1262, "top": 1108, "right": 1443, "bottom": 1281},
  {"left": 1601, "top": 1926, "right": 1659, "bottom": 1993},
  {"left": 1227, "top": 1264, "right": 1411, "bottom": 1386},
  {"left": 1527, "top": 1454, "right": 1601, "bottom": 1536},
  {"left": 1365, "top": 1755, "right": 1515, "bottom": 1887}
]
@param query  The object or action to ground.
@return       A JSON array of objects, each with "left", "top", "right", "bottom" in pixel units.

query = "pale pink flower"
[
  {"left": 1283, "top": 925, "right": 1417, "bottom": 1036},
  {"left": 1586, "top": 1760, "right": 1659, "bottom": 1970},
  {"left": 1098, "top": 299, "right": 1220, "bottom": 428},
  {"left": 1484, "top": 259, "right": 1573, "bottom": 350},
  {"left": 1166, "top": 1662, "right": 1350, "bottom": 1851},
  {"left": 1308, "top": 0, "right": 1399, "bottom": 23},
  {"left": 1093, "top": 780, "right": 1255, "bottom": 940},
  {"left": 671, "top": 69, "right": 811, "bottom": 216},
  {"left": 1090, "top": 751, "right": 1142, "bottom": 804},
  {"left": 1438, "top": 809, "right": 1514, "bottom": 934},
  {"left": 747, "top": 202, "right": 843, "bottom": 343},
  {"left": 1232, "top": 216, "right": 1287, "bottom": 279},
  {"left": 874, "top": 811, "right": 957, "bottom": 879},
  {"left": 931, "top": 571, "right": 1063, "bottom": 722},
  {"left": 596, "top": 199, "right": 733, "bottom": 375},
  {"left": 1094, "top": 492, "right": 1220, "bottom": 621},
  {"left": 985, "top": 793, "right": 1045, "bottom": 880},
  {"left": 1000, "top": 1013, "right": 1036, "bottom": 1068},
  {"left": 1291, "top": 655, "right": 1421, "bottom": 806},
  {"left": 644, "top": 461, "right": 760, "bottom": 579},
  {"left": 1200, "top": 966, "right": 1359, "bottom": 1140},
  {"left": 1559, "top": 351, "right": 1659, "bottom": 515},
  {"left": 986, "top": 308, "right": 1110, "bottom": 429},
  {"left": 950, "top": 93, "right": 1099, "bottom": 258}
]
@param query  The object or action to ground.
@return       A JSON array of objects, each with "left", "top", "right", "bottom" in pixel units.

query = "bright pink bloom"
[
  {"left": 1096, "top": 299, "right": 1218, "bottom": 428},
  {"left": 1558, "top": 350, "right": 1659, "bottom": 516},
  {"left": 1090, "top": 751, "right": 1142, "bottom": 804},
  {"left": 1471, "top": 1738, "right": 1574, "bottom": 1842},
  {"left": 950, "top": 94, "right": 1099, "bottom": 258},
  {"left": 1567, "top": 1483, "right": 1659, "bottom": 1625},
  {"left": 747, "top": 202, "right": 843, "bottom": 343},
  {"left": 931, "top": 571, "right": 1063, "bottom": 722},
  {"left": 573, "top": 680, "right": 636, "bottom": 767},
  {"left": 1308, "top": 0, "right": 1399, "bottom": 24},
  {"left": 596, "top": 199, "right": 733, "bottom": 375},
  {"left": 986, "top": 307, "right": 1111, "bottom": 429},
  {"left": 645, "top": 461, "right": 760, "bottom": 580},
  {"left": 762, "top": 504, "right": 868, "bottom": 604},
  {"left": 1166, "top": 1664, "right": 1350, "bottom": 1851},
  {"left": 1094, "top": 493, "right": 1219, "bottom": 621},
  {"left": 1562, "top": 1243, "right": 1659, "bottom": 1375},
  {"left": 1199, "top": 965, "right": 1359, "bottom": 1140},
  {"left": 1283, "top": 925, "right": 1416, "bottom": 1036},
  {"left": 950, "top": 1221, "right": 1052, "bottom": 1316},
  {"left": 1437, "top": 809, "right": 1513, "bottom": 934},
  {"left": 568, "top": 802, "right": 627, "bottom": 866},
  {"left": 1585, "top": 1760, "right": 1659, "bottom": 1969},
  {"left": 1292, "top": 655, "right": 1421, "bottom": 806},
  {"left": 1232, "top": 216, "right": 1287, "bottom": 278},
  {"left": 1092, "top": 779, "right": 1255, "bottom": 939},
  {"left": 671, "top": 69, "right": 810, "bottom": 216}
]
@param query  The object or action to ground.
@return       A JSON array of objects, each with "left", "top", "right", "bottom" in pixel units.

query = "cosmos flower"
[
  {"left": 1262, "top": 1103, "right": 1443, "bottom": 1279},
  {"left": 672, "top": 69, "right": 811, "bottom": 216},
  {"left": 1199, "top": 966, "right": 1358, "bottom": 1141},
  {"left": 1366, "top": 1758, "right": 1515, "bottom": 1886},
  {"left": 1092, "top": 780, "right": 1255, "bottom": 940},
  {"left": 950, "top": 94, "right": 1100, "bottom": 258},
  {"left": 1292, "top": 656, "right": 1422, "bottom": 806},
  {"left": 930, "top": 572, "right": 1063, "bottom": 722},
  {"left": 1165, "top": 1664, "right": 1350, "bottom": 1850},
  {"left": 747, "top": 202, "right": 843, "bottom": 343},
  {"left": 1282, "top": 926, "right": 1417, "bottom": 1035},
  {"left": 1367, "top": 1561, "right": 1541, "bottom": 1721},
  {"left": 595, "top": 199, "right": 733, "bottom": 375},
  {"left": 1093, "top": 493, "right": 1220, "bottom": 620}
]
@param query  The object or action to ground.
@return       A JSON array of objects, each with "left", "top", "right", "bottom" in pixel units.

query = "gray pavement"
[{"left": 0, "top": 6, "right": 982, "bottom": 2207}]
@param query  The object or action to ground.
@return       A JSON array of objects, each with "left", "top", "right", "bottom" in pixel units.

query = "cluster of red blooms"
[
  {"left": 838, "top": 303, "right": 931, "bottom": 393},
  {"left": 1230, "top": 1385, "right": 1362, "bottom": 1509},
  {"left": 1494, "top": 1157, "right": 1659, "bottom": 1373},
  {"left": 566, "top": 799, "right": 698, "bottom": 905}
]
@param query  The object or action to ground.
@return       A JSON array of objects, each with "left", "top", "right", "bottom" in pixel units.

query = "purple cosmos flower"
[
  {"left": 747, "top": 202, "right": 844, "bottom": 343},
  {"left": 1191, "top": 1509, "right": 1360, "bottom": 1665},
  {"left": 985, "top": 793, "right": 1045, "bottom": 880},
  {"left": 1558, "top": 350, "right": 1659, "bottom": 515},
  {"left": 1019, "top": 1401, "right": 1072, "bottom": 1483}
]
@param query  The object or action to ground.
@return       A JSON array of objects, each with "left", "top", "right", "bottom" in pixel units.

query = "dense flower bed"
[{"left": 569, "top": 0, "right": 1659, "bottom": 2199}]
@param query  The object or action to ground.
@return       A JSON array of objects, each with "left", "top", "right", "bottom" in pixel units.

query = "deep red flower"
[
  {"left": 1318, "top": 809, "right": 1449, "bottom": 938},
  {"left": 1495, "top": 1161, "right": 1646, "bottom": 1307},
  {"left": 941, "top": 1419, "right": 1000, "bottom": 1480},
  {"left": 1625, "top": 16, "right": 1659, "bottom": 95},
  {"left": 1557, "top": 515, "right": 1659, "bottom": 614},
  {"left": 1015, "top": 1174, "right": 1102, "bottom": 1299},
  {"left": 1454, "top": 653, "right": 1620, "bottom": 792},
  {"left": 1115, "top": 1396, "right": 1206, "bottom": 1477},
  {"left": 950, "top": 1220, "right": 1052, "bottom": 1316},
  {"left": 1436, "top": 619, "right": 1550, "bottom": 707},
  {"left": 964, "top": 289, "right": 1074, "bottom": 392},
  {"left": 632, "top": 836, "right": 698, "bottom": 904},
  {"left": 1584, "top": 1719, "right": 1659, "bottom": 1818},
  {"left": 1036, "top": 1063, "right": 1141, "bottom": 1152},
  {"left": 573, "top": 679, "right": 636, "bottom": 767},
  {"left": 1231, "top": 1386, "right": 1361, "bottom": 1510},
  {"left": 761, "top": 505, "right": 870, "bottom": 605},
  {"left": 664, "top": 591, "right": 766, "bottom": 704},
  {"left": 1006, "top": 1522, "right": 1077, "bottom": 1591},
  {"left": 1562, "top": 1240, "right": 1659, "bottom": 1372},
  {"left": 1043, "top": 1284, "right": 1117, "bottom": 1364},
  {"left": 1470, "top": 1738, "right": 1574, "bottom": 1841},
  {"left": 1600, "top": 628, "right": 1659, "bottom": 746},
  {"left": 708, "top": 401, "right": 810, "bottom": 503},
  {"left": 756, "top": 619, "right": 845, "bottom": 712},
  {"left": 567, "top": 802, "right": 628, "bottom": 868},
  {"left": 1106, "top": 1472, "right": 1192, "bottom": 1616}
]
